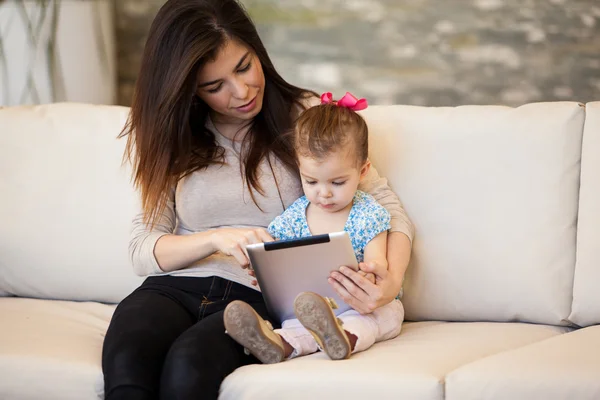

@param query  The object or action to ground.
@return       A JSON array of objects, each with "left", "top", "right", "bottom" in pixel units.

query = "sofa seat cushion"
[
  {"left": 219, "top": 321, "right": 570, "bottom": 400},
  {"left": 0, "top": 298, "right": 115, "bottom": 400},
  {"left": 446, "top": 325, "right": 600, "bottom": 400}
]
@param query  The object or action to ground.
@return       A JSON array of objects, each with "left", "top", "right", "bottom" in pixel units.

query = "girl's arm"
[{"left": 358, "top": 231, "right": 389, "bottom": 284}]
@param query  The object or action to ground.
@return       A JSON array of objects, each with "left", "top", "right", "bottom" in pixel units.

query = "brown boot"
[
  {"left": 294, "top": 292, "right": 351, "bottom": 360},
  {"left": 223, "top": 300, "right": 285, "bottom": 364}
]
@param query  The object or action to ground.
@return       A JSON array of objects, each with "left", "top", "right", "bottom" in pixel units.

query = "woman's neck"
[{"left": 209, "top": 112, "right": 252, "bottom": 141}]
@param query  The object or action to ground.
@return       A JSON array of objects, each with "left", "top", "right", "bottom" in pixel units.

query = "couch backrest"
[
  {"left": 569, "top": 101, "right": 600, "bottom": 327},
  {"left": 361, "top": 102, "right": 585, "bottom": 325},
  {"left": 0, "top": 103, "right": 142, "bottom": 303},
  {"left": 0, "top": 101, "right": 593, "bottom": 325}
]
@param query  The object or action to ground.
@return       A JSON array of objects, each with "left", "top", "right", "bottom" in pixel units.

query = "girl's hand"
[
  {"left": 357, "top": 270, "right": 376, "bottom": 284},
  {"left": 328, "top": 261, "right": 399, "bottom": 314},
  {"left": 210, "top": 228, "right": 273, "bottom": 267}
]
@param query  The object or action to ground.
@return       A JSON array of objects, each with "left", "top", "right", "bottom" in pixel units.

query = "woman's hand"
[
  {"left": 328, "top": 261, "right": 396, "bottom": 314},
  {"left": 210, "top": 228, "right": 273, "bottom": 267},
  {"left": 328, "top": 232, "right": 411, "bottom": 314}
]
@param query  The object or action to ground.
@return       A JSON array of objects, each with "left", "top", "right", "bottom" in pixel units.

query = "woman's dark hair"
[{"left": 120, "top": 0, "right": 315, "bottom": 225}]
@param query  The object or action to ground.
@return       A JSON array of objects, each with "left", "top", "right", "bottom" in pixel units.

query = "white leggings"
[{"left": 275, "top": 299, "right": 404, "bottom": 359}]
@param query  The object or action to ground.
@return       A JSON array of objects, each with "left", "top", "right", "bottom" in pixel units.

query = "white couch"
[{"left": 1, "top": 101, "right": 599, "bottom": 400}]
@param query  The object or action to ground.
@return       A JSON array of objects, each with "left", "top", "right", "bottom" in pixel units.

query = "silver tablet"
[{"left": 246, "top": 231, "right": 359, "bottom": 323}]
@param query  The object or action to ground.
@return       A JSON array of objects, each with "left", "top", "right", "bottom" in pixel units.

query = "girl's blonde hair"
[{"left": 293, "top": 104, "right": 368, "bottom": 167}]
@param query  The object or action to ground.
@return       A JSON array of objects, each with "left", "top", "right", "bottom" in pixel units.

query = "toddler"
[{"left": 223, "top": 92, "right": 404, "bottom": 362}]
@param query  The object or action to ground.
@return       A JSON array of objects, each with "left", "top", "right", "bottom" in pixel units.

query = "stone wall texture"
[{"left": 116, "top": 0, "right": 600, "bottom": 106}]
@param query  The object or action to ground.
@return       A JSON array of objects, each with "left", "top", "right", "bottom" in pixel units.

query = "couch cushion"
[
  {"left": 570, "top": 101, "right": 600, "bottom": 327},
  {"left": 219, "top": 320, "right": 569, "bottom": 400},
  {"left": 0, "top": 298, "right": 115, "bottom": 400},
  {"left": 361, "top": 102, "right": 584, "bottom": 325},
  {"left": 0, "top": 103, "right": 143, "bottom": 303},
  {"left": 446, "top": 325, "right": 600, "bottom": 400}
]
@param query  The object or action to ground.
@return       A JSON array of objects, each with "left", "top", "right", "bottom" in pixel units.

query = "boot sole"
[
  {"left": 294, "top": 292, "right": 351, "bottom": 360},
  {"left": 223, "top": 301, "right": 284, "bottom": 364}
]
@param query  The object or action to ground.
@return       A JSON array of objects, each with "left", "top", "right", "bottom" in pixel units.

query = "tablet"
[{"left": 246, "top": 231, "right": 358, "bottom": 323}]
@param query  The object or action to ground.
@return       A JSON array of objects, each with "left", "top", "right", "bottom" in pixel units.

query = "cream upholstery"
[
  {"left": 0, "top": 102, "right": 598, "bottom": 399},
  {"left": 0, "top": 104, "right": 143, "bottom": 304},
  {"left": 361, "top": 103, "right": 584, "bottom": 325},
  {"left": 446, "top": 325, "right": 600, "bottom": 400},
  {"left": 0, "top": 298, "right": 115, "bottom": 400},
  {"left": 220, "top": 321, "right": 569, "bottom": 400},
  {"left": 570, "top": 101, "right": 600, "bottom": 327}
]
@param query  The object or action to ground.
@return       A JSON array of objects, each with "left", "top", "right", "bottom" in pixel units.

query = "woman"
[{"left": 102, "top": 0, "right": 414, "bottom": 399}]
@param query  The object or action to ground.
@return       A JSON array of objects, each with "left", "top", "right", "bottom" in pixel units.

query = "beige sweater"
[{"left": 129, "top": 120, "right": 414, "bottom": 290}]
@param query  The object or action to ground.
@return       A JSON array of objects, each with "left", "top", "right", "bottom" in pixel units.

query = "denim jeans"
[{"left": 102, "top": 275, "right": 271, "bottom": 400}]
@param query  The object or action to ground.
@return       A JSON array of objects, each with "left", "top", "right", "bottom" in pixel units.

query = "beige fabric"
[
  {"left": 361, "top": 102, "right": 584, "bottom": 325},
  {"left": 0, "top": 103, "right": 143, "bottom": 303},
  {"left": 570, "top": 102, "right": 600, "bottom": 327},
  {"left": 0, "top": 298, "right": 115, "bottom": 400},
  {"left": 446, "top": 325, "right": 600, "bottom": 400},
  {"left": 220, "top": 320, "right": 569, "bottom": 400}
]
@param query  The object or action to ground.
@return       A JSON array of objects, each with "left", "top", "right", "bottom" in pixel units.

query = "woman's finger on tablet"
[
  {"left": 252, "top": 228, "right": 273, "bottom": 243},
  {"left": 244, "top": 228, "right": 273, "bottom": 244},
  {"left": 230, "top": 245, "right": 249, "bottom": 267},
  {"left": 244, "top": 230, "right": 261, "bottom": 245}
]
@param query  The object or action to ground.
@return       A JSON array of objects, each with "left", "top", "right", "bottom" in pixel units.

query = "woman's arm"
[
  {"left": 358, "top": 164, "right": 414, "bottom": 241},
  {"left": 129, "top": 189, "right": 272, "bottom": 275}
]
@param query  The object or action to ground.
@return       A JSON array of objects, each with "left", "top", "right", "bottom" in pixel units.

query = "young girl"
[{"left": 223, "top": 92, "right": 405, "bottom": 363}]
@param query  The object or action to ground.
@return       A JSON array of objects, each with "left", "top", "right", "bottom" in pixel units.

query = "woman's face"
[{"left": 196, "top": 39, "right": 265, "bottom": 125}]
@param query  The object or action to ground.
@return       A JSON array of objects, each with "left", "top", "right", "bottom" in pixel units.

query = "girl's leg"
[
  {"left": 275, "top": 318, "right": 319, "bottom": 359},
  {"left": 338, "top": 299, "right": 404, "bottom": 354}
]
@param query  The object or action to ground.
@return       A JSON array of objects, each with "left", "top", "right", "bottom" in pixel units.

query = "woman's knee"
[
  {"left": 159, "top": 317, "right": 247, "bottom": 400},
  {"left": 103, "top": 329, "right": 163, "bottom": 389},
  {"left": 160, "top": 339, "right": 215, "bottom": 399}
]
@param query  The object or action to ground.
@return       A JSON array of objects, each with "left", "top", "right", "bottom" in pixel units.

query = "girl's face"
[
  {"left": 298, "top": 150, "right": 370, "bottom": 214},
  {"left": 196, "top": 39, "right": 265, "bottom": 125}
]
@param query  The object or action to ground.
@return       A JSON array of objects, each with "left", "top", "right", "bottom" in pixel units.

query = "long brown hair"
[{"left": 120, "top": 0, "right": 315, "bottom": 225}]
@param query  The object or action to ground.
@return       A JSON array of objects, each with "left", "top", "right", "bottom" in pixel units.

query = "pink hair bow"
[{"left": 320, "top": 92, "right": 368, "bottom": 111}]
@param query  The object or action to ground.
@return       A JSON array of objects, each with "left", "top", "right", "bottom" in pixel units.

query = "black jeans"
[{"left": 102, "top": 275, "right": 272, "bottom": 400}]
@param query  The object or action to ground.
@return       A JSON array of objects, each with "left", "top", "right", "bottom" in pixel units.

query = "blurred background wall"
[
  {"left": 115, "top": 0, "right": 600, "bottom": 107},
  {"left": 2, "top": 0, "right": 599, "bottom": 107}
]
